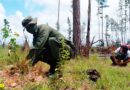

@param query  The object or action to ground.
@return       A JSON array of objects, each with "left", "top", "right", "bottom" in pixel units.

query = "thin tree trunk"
[
  {"left": 2, "top": 42, "right": 5, "bottom": 48},
  {"left": 86, "top": 0, "right": 91, "bottom": 57},
  {"left": 98, "top": 5, "right": 101, "bottom": 45},
  {"left": 129, "top": 2, "right": 130, "bottom": 35},
  {"left": 57, "top": 0, "right": 60, "bottom": 31},
  {"left": 105, "top": 15, "right": 109, "bottom": 47},
  {"left": 124, "top": 0, "right": 127, "bottom": 43},
  {"left": 73, "top": 0, "right": 81, "bottom": 55},
  {"left": 101, "top": 7, "right": 104, "bottom": 41},
  {"left": 67, "top": 17, "right": 72, "bottom": 41}
]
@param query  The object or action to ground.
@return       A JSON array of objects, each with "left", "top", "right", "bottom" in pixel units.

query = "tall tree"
[
  {"left": 86, "top": 0, "right": 91, "bottom": 57},
  {"left": 57, "top": 0, "right": 60, "bottom": 31},
  {"left": 73, "top": 0, "right": 81, "bottom": 55},
  {"left": 124, "top": 0, "right": 128, "bottom": 43},
  {"left": 97, "top": 0, "right": 101, "bottom": 44},
  {"left": 96, "top": 0, "right": 108, "bottom": 43},
  {"left": 105, "top": 15, "right": 109, "bottom": 46},
  {"left": 81, "top": 22, "right": 86, "bottom": 44},
  {"left": 67, "top": 17, "right": 72, "bottom": 41},
  {"left": 128, "top": 0, "right": 130, "bottom": 35},
  {"left": 119, "top": 0, "right": 123, "bottom": 43}
]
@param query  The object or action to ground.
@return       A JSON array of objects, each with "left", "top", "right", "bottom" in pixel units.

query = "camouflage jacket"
[{"left": 33, "top": 24, "right": 65, "bottom": 49}]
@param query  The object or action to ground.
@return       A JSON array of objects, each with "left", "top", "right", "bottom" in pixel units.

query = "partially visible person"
[{"left": 110, "top": 45, "right": 130, "bottom": 66}]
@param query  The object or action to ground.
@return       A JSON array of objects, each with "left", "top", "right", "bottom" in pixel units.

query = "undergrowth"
[{"left": 0, "top": 48, "right": 130, "bottom": 90}]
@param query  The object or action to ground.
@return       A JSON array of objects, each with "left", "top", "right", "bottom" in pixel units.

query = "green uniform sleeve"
[{"left": 33, "top": 29, "right": 49, "bottom": 49}]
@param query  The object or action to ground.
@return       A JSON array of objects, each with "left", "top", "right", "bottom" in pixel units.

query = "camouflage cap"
[{"left": 22, "top": 16, "right": 37, "bottom": 27}]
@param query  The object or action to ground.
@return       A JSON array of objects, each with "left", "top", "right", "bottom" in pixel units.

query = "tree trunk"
[
  {"left": 2, "top": 42, "right": 5, "bottom": 48},
  {"left": 101, "top": 7, "right": 104, "bottom": 41},
  {"left": 57, "top": 0, "right": 60, "bottom": 31},
  {"left": 128, "top": 1, "right": 130, "bottom": 39},
  {"left": 73, "top": 0, "right": 81, "bottom": 55},
  {"left": 67, "top": 17, "right": 72, "bottom": 41},
  {"left": 105, "top": 15, "right": 109, "bottom": 47},
  {"left": 86, "top": 0, "right": 91, "bottom": 57}
]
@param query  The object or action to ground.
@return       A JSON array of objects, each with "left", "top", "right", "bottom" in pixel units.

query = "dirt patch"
[{"left": 0, "top": 61, "right": 49, "bottom": 89}]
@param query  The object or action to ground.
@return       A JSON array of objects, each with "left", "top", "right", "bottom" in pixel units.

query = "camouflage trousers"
[{"left": 26, "top": 37, "right": 72, "bottom": 74}]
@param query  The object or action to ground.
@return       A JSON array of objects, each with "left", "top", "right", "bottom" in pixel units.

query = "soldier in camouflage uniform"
[{"left": 22, "top": 16, "right": 75, "bottom": 75}]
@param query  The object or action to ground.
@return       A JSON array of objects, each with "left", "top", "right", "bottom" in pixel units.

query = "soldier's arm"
[
  {"left": 114, "top": 47, "right": 121, "bottom": 53},
  {"left": 111, "top": 47, "right": 120, "bottom": 56}
]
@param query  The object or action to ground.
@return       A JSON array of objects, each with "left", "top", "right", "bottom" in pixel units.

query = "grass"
[
  {"left": 50, "top": 55, "right": 130, "bottom": 90},
  {"left": 0, "top": 46, "right": 27, "bottom": 69},
  {"left": 0, "top": 47, "right": 130, "bottom": 90}
]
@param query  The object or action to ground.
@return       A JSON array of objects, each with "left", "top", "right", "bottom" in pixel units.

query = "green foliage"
[
  {"left": 59, "top": 39, "right": 70, "bottom": 61},
  {"left": 0, "top": 79, "right": 4, "bottom": 84},
  {"left": 0, "top": 47, "right": 27, "bottom": 67},
  {"left": 9, "top": 38, "right": 18, "bottom": 52},
  {"left": 1, "top": 19, "right": 19, "bottom": 51},
  {"left": 2, "top": 27, "right": 10, "bottom": 39},
  {"left": 8, "top": 38, "right": 19, "bottom": 62},
  {"left": 1, "top": 19, "right": 11, "bottom": 41}
]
